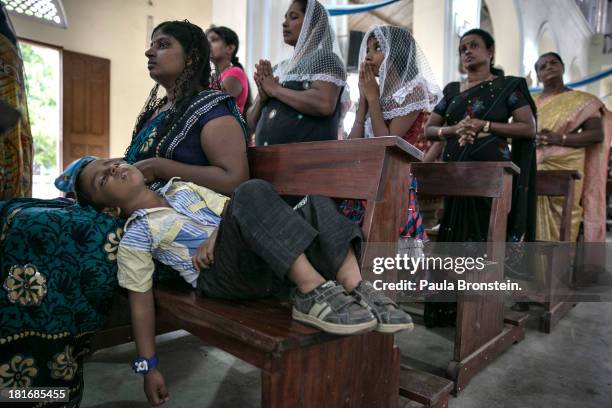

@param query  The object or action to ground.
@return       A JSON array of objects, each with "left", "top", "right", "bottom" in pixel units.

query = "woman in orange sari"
[{"left": 534, "top": 52, "right": 611, "bottom": 243}]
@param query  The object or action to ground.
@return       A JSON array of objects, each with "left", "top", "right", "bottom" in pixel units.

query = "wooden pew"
[
  {"left": 93, "top": 137, "right": 423, "bottom": 408},
  {"left": 532, "top": 170, "right": 580, "bottom": 333},
  {"left": 249, "top": 136, "right": 424, "bottom": 285},
  {"left": 400, "top": 162, "right": 526, "bottom": 396}
]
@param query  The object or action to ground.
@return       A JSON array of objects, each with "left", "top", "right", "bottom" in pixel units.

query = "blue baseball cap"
[{"left": 54, "top": 156, "right": 99, "bottom": 194}]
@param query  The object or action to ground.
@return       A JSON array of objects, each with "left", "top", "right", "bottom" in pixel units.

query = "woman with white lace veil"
[
  {"left": 348, "top": 25, "right": 441, "bottom": 153},
  {"left": 342, "top": 26, "right": 442, "bottom": 244},
  {"left": 246, "top": 0, "right": 347, "bottom": 145}
]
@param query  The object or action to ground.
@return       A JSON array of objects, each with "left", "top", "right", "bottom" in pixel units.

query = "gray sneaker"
[
  {"left": 351, "top": 280, "right": 414, "bottom": 333},
  {"left": 292, "top": 281, "right": 377, "bottom": 335}
]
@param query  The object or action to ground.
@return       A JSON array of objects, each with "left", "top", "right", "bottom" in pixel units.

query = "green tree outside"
[{"left": 19, "top": 42, "right": 60, "bottom": 175}]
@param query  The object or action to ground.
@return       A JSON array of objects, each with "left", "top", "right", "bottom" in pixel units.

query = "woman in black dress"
[{"left": 423, "top": 29, "right": 537, "bottom": 325}]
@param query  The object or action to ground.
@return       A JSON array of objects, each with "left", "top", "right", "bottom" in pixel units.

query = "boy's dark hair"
[
  {"left": 74, "top": 162, "right": 103, "bottom": 211},
  {"left": 207, "top": 25, "right": 253, "bottom": 112},
  {"left": 460, "top": 28, "right": 505, "bottom": 77},
  {"left": 534, "top": 52, "right": 564, "bottom": 72}
]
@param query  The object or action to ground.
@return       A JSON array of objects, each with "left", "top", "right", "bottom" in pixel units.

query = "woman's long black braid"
[{"left": 129, "top": 20, "right": 212, "bottom": 149}]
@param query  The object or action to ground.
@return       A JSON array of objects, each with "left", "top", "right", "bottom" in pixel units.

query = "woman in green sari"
[{"left": 533, "top": 52, "right": 610, "bottom": 243}]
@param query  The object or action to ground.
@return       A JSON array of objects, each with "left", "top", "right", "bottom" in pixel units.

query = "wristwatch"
[
  {"left": 132, "top": 355, "right": 159, "bottom": 374},
  {"left": 483, "top": 121, "right": 491, "bottom": 133}
]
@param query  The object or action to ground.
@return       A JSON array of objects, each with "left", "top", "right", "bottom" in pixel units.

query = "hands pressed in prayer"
[
  {"left": 254, "top": 59, "right": 270, "bottom": 101},
  {"left": 360, "top": 62, "right": 380, "bottom": 103},
  {"left": 259, "top": 73, "right": 280, "bottom": 98},
  {"left": 254, "top": 59, "right": 280, "bottom": 99}
]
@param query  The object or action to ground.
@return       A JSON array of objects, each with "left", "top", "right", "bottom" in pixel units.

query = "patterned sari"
[
  {"left": 0, "top": 199, "right": 123, "bottom": 407},
  {"left": 534, "top": 90, "right": 612, "bottom": 242},
  {"left": 125, "top": 89, "right": 248, "bottom": 190},
  {"left": 0, "top": 14, "right": 33, "bottom": 199},
  {"left": 0, "top": 89, "right": 246, "bottom": 407}
]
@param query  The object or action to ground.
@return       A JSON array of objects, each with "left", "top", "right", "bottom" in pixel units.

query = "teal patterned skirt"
[{"left": 0, "top": 198, "right": 124, "bottom": 407}]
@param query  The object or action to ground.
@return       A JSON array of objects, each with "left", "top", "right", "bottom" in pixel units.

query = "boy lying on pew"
[{"left": 65, "top": 157, "right": 413, "bottom": 406}]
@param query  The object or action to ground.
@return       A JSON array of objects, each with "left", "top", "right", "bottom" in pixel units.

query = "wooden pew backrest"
[{"left": 409, "top": 161, "right": 519, "bottom": 374}]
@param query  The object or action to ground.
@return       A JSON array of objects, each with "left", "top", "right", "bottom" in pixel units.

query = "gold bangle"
[
  {"left": 437, "top": 127, "right": 444, "bottom": 140},
  {"left": 483, "top": 121, "right": 491, "bottom": 133}
]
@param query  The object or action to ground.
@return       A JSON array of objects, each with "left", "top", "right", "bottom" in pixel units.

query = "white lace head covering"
[
  {"left": 359, "top": 25, "right": 442, "bottom": 137},
  {"left": 275, "top": 0, "right": 347, "bottom": 87}
]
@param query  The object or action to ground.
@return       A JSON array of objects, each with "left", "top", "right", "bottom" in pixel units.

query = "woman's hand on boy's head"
[{"left": 144, "top": 368, "right": 169, "bottom": 406}]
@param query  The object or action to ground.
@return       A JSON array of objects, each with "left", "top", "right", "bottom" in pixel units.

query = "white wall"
[
  {"left": 246, "top": 0, "right": 292, "bottom": 84},
  {"left": 212, "top": 0, "right": 247, "bottom": 65},
  {"left": 10, "top": 0, "right": 213, "bottom": 157},
  {"left": 412, "top": 0, "right": 446, "bottom": 87},
  {"left": 517, "top": 0, "right": 593, "bottom": 86},
  {"left": 485, "top": 0, "right": 522, "bottom": 76}
]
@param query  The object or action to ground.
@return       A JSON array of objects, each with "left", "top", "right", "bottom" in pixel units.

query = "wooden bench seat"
[{"left": 155, "top": 289, "right": 401, "bottom": 408}]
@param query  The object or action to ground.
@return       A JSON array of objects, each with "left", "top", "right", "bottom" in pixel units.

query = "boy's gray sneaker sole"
[
  {"left": 291, "top": 307, "right": 377, "bottom": 335},
  {"left": 351, "top": 280, "right": 414, "bottom": 334},
  {"left": 374, "top": 320, "right": 414, "bottom": 334}
]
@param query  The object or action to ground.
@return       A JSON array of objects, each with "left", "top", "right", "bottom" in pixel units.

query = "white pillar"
[
  {"left": 413, "top": 0, "right": 482, "bottom": 86},
  {"left": 444, "top": 0, "right": 482, "bottom": 83}
]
